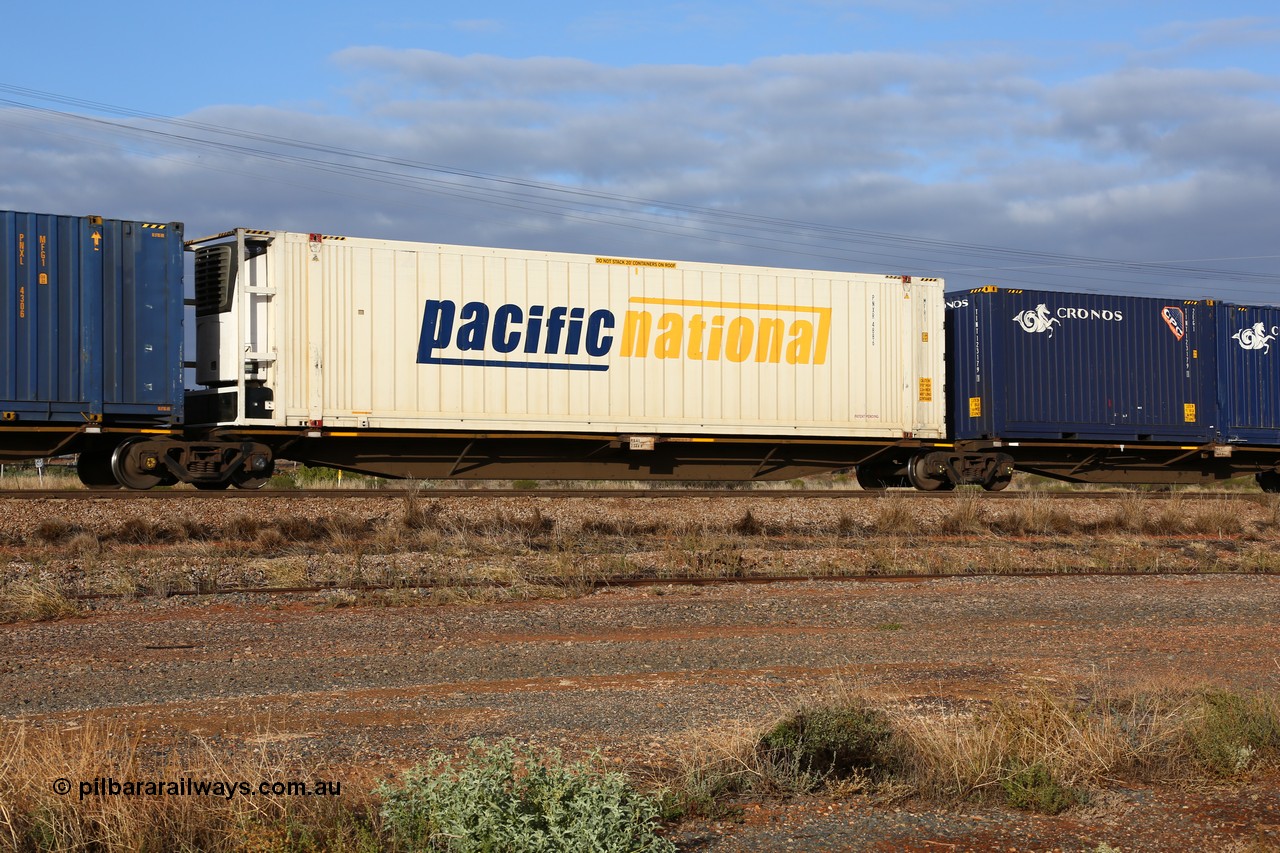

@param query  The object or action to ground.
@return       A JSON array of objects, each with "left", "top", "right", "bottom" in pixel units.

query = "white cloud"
[{"left": 3, "top": 37, "right": 1280, "bottom": 302}]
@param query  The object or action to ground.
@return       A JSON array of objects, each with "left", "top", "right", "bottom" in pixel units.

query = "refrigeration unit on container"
[
  {"left": 185, "top": 227, "right": 947, "bottom": 480},
  {"left": 0, "top": 209, "right": 185, "bottom": 439},
  {"left": 947, "top": 287, "right": 1217, "bottom": 444},
  {"left": 1218, "top": 303, "right": 1280, "bottom": 445}
]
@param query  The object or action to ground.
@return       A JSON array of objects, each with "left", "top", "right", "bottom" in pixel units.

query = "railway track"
[
  {"left": 0, "top": 487, "right": 1262, "bottom": 500},
  {"left": 72, "top": 566, "right": 1269, "bottom": 602}
]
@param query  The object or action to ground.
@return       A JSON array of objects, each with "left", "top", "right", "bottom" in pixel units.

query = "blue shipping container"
[
  {"left": 0, "top": 210, "right": 184, "bottom": 425},
  {"left": 1217, "top": 303, "right": 1280, "bottom": 445},
  {"left": 947, "top": 288, "right": 1216, "bottom": 443}
]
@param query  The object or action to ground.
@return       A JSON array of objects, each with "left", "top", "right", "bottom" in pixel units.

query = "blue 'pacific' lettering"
[{"left": 417, "top": 299, "right": 615, "bottom": 371}]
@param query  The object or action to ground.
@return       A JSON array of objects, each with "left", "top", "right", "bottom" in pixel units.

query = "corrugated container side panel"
[
  {"left": 269, "top": 233, "right": 943, "bottom": 437},
  {"left": 16, "top": 214, "right": 39, "bottom": 401},
  {"left": 375, "top": 250, "right": 407, "bottom": 414},
  {"left": 101, "top": 221, "right": 123, "bottom": 404},
  {"left": 949, "top": 289, "right": 1214, "bottom": 442},
  {"left": 1, "top": 214, "right": 12, "bottom": 400},
  {"left": 53, "top": 218, "right": 77, "bottom": 401},
  {"left": 1219, "top": 304, "right": 1280, "bottom": 443},
  {"left": 1, "top": 210, "right": 182, "bottom": 423},
  {"left": 947, "top": 293, "right": 993, "bottom": 437},
  {"left": 6, "top": 215, "right": 28, "bottom": 400},
  {"left": 285, "top": 241, "right": 308, "bottom": 420}
]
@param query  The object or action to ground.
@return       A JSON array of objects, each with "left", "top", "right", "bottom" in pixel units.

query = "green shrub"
[
  {"left": 1000, "top": 761, "right": 1081, "bottom": 814},
  {"left": 1190, "top": 689, "right": 1280, "bottom": 776},
  {"left": 757, "top": 702, "right": 897, "bottom": 791},
  {"left": 377, "top": 738, "right": 674, "bottom": 853}
]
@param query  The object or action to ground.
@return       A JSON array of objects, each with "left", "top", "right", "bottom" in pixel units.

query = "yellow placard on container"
[
  {"left": 1184, "top": 403, "right": 1197, "bottom": 422},
  {"left": 969, "top": 397, "right": 982, "bottom": 418},
  {"left": 919, "top": 378, "right": 933, "bottom": 402}
]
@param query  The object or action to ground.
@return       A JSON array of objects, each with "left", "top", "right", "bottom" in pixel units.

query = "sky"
[{"left": 3, "top": 1, "right": 1280, "bottom": 304}]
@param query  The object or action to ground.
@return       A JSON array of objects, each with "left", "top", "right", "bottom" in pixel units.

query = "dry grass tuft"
[
  {"left": 664, "top": 681, "right": 1280, "bottom": 818},
  {"left": 178, "top": 518, "right": 213, "bottom": 541},
  {"left": 869, "top": 497, "right": 921, "bottom": 534},
  {"left": 992, "top": 496, "right": 1079, "bottom": 536},
  {"left": 581, "top": 518, "right": 664, "bottom": 537},
  {"left": 1187, "top": 500, "right": 1248, "bottom": 537},
  {"left": 0, "top": 579, "right": 81, "bottom": 623},
  {"left": 834, "top": 513, "right": 863, "bottom": 537},
  {"left": 732, "top": 510, "right": 765, "bottom": 536},
  {"left": 224, "top": 514, "right": 262, "bottom": 540},
  {"left": 1093, "top": 493, "right": 1151, "bottom": 534},
  {"left": 109, "top": 516, "right": 180, "bottom": 546},
  {"left": 0, "top": 721, "right": 380, "bottom": 852},
  {"left": 32, "top": 517, "right": 82, "bottom": 544},
  {"left": 274, "top": 515, "right": 331, "bottom": 542},
  {"left": 478, "top": 509, "right": 556, "bottom": 548},
  {"left": 400, "top": 492, "right": 443, "bottom": 531},
  {"left": 938, "top": 493, "right": 989, "bottom": 535}
]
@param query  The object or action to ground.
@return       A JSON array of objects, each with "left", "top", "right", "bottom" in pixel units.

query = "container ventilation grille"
[{"left": 194, "top": 245, "right": 233, "bottom": 316}]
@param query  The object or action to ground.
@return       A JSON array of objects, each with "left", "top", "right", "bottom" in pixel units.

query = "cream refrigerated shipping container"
[{"left": 189, "top": 229, "right": 945, "bottom": 442}]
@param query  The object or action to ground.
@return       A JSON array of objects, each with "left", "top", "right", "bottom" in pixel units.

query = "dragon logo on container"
[
  {"left": 1232, "top": 322, "right": 1279, "bottom": 354},
  {"left": 1013, "top": 304, "right": 1060, "bottom": 337},
  {"left": 417, "top": 297, "right": 831, "bottom": 370}
]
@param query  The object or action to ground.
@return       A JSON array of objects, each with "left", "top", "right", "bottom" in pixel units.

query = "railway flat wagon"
[
  {"left": 0, "top": 209, "right": 184, "bottom": 478},
  {"left": 180, "top": 228, "right": 949, "bottom": 482}
]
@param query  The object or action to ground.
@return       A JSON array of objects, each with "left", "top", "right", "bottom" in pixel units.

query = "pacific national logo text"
[{"left": 417, "top": 297, "right": 832, "bottom": 371}]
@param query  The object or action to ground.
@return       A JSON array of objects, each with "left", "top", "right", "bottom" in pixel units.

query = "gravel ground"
[{"left": 3, "top": 493, "right": 1280, "bottom": 850}]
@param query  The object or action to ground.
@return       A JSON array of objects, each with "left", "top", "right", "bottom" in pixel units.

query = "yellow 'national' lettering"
[
  {"left": 786, "top": 320, "right": 815, "bottom": 364},
  {"left": 619, "top": 298, "right": 831, "bottom": 365},
  {"left": 756, "top": 318, "right": 784, "bottom": 363},
  {"left": 655, "top": 314, "right": 682, "bottom": 358},
  {"left": 620, "top": 311, "right": 651, "bottom": 357}
]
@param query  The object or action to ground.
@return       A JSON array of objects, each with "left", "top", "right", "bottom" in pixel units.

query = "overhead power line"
[{"left": 1, "top": 83, "right": 1278, "bottom": 299}]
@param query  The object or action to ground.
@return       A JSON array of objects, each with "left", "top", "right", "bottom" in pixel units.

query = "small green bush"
[
  {"left": 377, "top": 738, "right": 674, "bottom": 853},
  {"left": 1000, "top": 761, "right": 1081, "bottom": 814},
  {"left": 757, "top": 702, "right": 897, "bottom": 791},
  {"left": 1191, "top": 689, "right": 1280, "bottom": 776}
]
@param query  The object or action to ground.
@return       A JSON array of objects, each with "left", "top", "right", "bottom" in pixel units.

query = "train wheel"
[
  {"left": 110, "top": 437, "right": 166, "bottom": 490},
  {"left": 232, "top": 456, "right": 275, "bottom": 490},
  {"left": 1258, "top": 471, "right": 1280, "bottom": 494},
  {"left": 76, "top": 452, "right": 119, "bottom": 489},
  {"left": 856, "top": 465, "right": 909, "bottom": 490},
  {"left": 907, "top": 456, "right": 955, "bottom": 492}
]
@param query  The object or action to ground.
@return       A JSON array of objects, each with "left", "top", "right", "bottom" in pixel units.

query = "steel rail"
[
  {"left": 0, "top": 488, "right": 1263, "bottom": 500},
  {"left": 72, "top": 567, "right": 1277, "bottom": 602}
]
